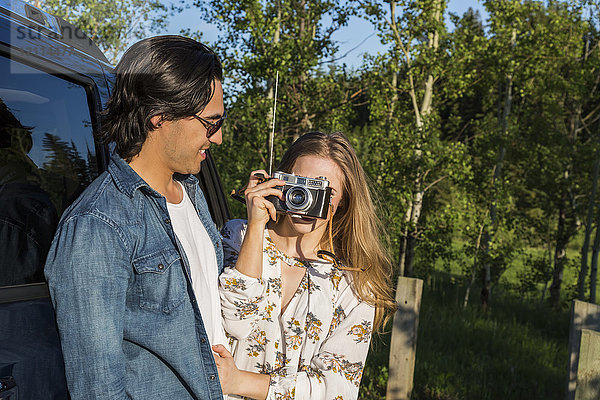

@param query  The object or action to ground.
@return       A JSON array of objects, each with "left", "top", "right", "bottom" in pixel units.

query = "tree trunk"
[
  {"left": 550, "top": 195, "right": 570, "bottom": 308},
  {"left": 398, "top": 225, "right": 409, "bottom": 277},
  {"left": 578, "top": 146, "right": 600, "bottom": 299},
  {"left": 481, "top": 84, "right": 511, "bottom": 308},
  {"left": 480, "top": 230, "right": 492, "bottom": 311},
  {"left": 405, "top": 188, "right": 424, "bottom": 277},
  {"left": 405, "top": 236, "right": 416, "bottom": 277},
  {"left": 464, "top": 261, "right": 477, "bottom": 308},
  {"left": 464, "top": 220, "right": 486, "bottom": 308},
  {"left": 395, "top": 0, "right": 441, "bottom": 276},
  {"left": 481, "top": 29, "right": 516, "bottom": 309},
  {"left": 540, "top": 239, "right": 553, "bottom": 304},
  {"left": 549, "top": 97, "right": 581, "bottom": 307},
  {"left": 591, "top": 217, "right": 600, "bottom": 304}
]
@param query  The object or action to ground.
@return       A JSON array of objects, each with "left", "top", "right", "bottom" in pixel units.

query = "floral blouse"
[{"left": 219, "top": 219, "right": 375, "bottom": 400}]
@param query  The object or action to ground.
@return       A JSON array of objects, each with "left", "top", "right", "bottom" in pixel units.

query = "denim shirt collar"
[
  {"left": 106, "top": 153, "right": 223, "bottom": 273},
  {"left": 108, "top": 153, "right": 198, "bottom": 198}
]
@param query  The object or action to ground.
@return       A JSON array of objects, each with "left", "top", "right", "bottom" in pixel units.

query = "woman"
[{"left": 213, "top": 131, "right": 396, "bottom": 400}]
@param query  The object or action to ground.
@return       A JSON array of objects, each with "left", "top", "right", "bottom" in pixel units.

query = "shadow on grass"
[{"left": 359, "top": 272, "right": 570, "bottom": 400}]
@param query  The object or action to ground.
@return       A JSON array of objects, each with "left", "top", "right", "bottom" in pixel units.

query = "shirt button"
[
  {"left": 209, "top": 375, "right": 216, "bottom": 381},
  {"left": 164, "top": 218, "right": 171, "bottom": 224},
  {"left": 158, "top": 264, "right": 164, "bottom": 270},
  {"left": 200, "top": 338, "right": 206, "bottom": 344}
]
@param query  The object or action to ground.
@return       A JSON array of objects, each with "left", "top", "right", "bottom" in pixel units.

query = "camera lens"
[
  {"left": 285, "top": 186, "right": 312, "bottom": 212},
  {"left": 290, "top": 190, "right": 306, "bottom": 206}
]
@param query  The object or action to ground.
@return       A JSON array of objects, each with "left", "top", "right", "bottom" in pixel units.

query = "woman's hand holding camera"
[
  {"left": 244, "top": 170, "right": 284, "bottom": 230},
  {"left": 231, "top": 171, "right": 284, "bottom": 285}
]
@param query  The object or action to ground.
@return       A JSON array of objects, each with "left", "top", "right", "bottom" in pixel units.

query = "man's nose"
[{"left": 209, "top": 127, "right": 223, "bottom": 145}]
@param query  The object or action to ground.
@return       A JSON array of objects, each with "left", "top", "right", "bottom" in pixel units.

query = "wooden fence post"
[
  {"left": 566, "top": 300, "right": 600, "bottom": 400},
  {"left": 575, "top": 329, "right": 600, "bottom": 400},
  {"left": 386, "top": 277, "right": 423, "bottom": 400}
]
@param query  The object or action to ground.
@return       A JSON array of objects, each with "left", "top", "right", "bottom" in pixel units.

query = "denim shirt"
[{"left": 44, "top": 154, "right": 224, "bottom": 400}]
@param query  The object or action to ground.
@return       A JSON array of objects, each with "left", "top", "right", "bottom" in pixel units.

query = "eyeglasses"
[{"left": 192, "top": 110, "right": 227, "bottom": 138}]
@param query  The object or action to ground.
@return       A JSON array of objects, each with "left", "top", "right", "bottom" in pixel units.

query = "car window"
[{"left": 0, "top": 54, "right": 98, "bottom": 287}]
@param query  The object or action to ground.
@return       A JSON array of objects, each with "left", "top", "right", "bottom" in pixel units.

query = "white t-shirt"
[{"left": 167, "top": 182, "right": 229, "bottom": 349}]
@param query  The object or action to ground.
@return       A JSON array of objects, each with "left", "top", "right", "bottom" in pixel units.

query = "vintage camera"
[{"left": 268, "top": 171, "right": 332, "bottom": 219}]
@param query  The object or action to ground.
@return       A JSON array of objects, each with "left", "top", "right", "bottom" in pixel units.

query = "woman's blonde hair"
[{"left": 277, "top": 131, "right": 397, "bottom": 332}]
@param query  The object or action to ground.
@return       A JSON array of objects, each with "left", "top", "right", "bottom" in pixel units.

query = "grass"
[
  {"left": 359, "top": 274, "right": 571, "bottom": 400},
  {"left": 357, "top": 231, "right": 600, "bottom": 399}
]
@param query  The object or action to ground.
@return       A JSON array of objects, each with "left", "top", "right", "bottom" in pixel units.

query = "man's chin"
[
  {"left": 177, "top": 165, "right": 201, "bottom": 176},
  {"left": 190, "top": 161, "right": 203, "bottom": 175}
]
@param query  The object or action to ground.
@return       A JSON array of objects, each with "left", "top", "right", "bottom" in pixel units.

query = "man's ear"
[{"left": 150, "top": 115, "right": 163, "bottom": 129}]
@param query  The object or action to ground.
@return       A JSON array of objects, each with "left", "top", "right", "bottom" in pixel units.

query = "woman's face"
[{"left": 281, "top": 155, "right": 345, "bottom": 236}]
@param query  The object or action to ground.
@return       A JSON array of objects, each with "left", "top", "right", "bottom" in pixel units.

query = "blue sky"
[{"left": 165, "top": 0, "right": 488, "bottom": 69}]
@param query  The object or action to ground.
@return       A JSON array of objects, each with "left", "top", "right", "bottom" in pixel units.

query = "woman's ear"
[
  {"left": 334, "top": 196, "right": 348, "bottom": 215},
  {"left": 330, "top": 202, "right": 338, "bottom": 216}
]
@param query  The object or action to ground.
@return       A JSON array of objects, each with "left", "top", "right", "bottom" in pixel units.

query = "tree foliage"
[
  {"left": 197, "top": 0, "right": 360, "bottom": 215},
  {"left": 39, "top": 0, "right": 171, "bottom": 63}
]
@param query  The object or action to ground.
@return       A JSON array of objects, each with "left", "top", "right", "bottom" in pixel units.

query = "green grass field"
[{"left": 359, "top": 270, "right": 576, "bottom": 400}]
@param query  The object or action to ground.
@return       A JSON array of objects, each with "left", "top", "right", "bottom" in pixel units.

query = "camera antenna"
[{"left": 269, "top": 71, "right": 279, "bottom": 176}]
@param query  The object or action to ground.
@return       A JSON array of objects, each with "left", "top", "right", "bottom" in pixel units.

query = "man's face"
[{"left": 160, "top": 80, "right": 224, "bottom": 175}]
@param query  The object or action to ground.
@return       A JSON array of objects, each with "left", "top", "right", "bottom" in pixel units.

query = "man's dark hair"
[{"left": 99, "top": 35, "right": 223, "bottom": 161}]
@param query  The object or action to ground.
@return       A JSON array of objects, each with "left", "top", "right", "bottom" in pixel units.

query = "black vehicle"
[{"left": 0, "top": 2, "right": 229, "bottom": 398}]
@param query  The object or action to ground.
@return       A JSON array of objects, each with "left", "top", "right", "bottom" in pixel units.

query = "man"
[{"left": 45, "top": 35, "right": 228, "bottom": 399}]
